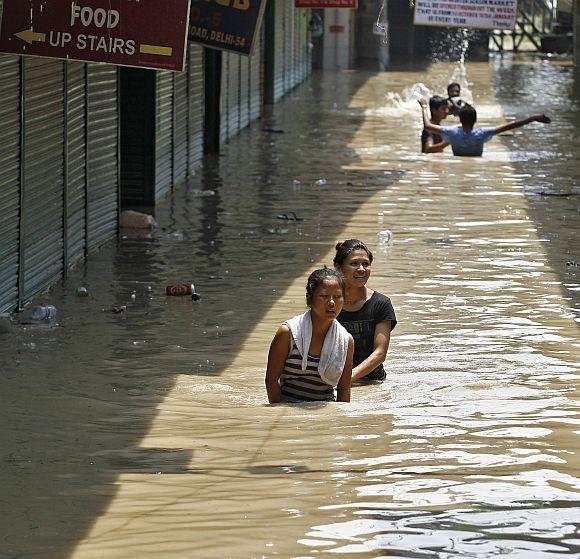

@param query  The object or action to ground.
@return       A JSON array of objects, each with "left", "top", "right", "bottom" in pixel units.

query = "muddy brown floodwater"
[{"left": 0, "top": 57, "right": 579, "bottom": 559}]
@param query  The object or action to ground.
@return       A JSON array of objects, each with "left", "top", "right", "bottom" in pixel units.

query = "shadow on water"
[
  {"left": 491, "top": 56, "right": 580, "bottom": 313},
  {"left": 0, "top": 70, "right": 405, "bottom": 558}
]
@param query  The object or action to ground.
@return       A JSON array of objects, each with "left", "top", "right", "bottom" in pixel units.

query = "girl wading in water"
[
  {"left": 334, "top": 240, "right": 397, "bottom": 383},
  {"left": 265, "top": 268, "right": 354, "bottom": 403}
]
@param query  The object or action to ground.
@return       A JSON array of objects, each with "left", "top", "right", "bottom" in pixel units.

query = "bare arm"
[
  {"left": 337, "top": 336, "right": 354, "bottom": 402},
  {"left": 265, "top": 325, "right": 291, "bottom": 404},
  {"left": 424, "top": 137, "right": 450, "bottom": 154},
  {"left": 418, "top": 99, "right": 444, "bottom": 134},
  {"left": 494, "top": 114, "right": 551, "bottom": 135},
  {"left": 351, "top": 321, "right": 392, "bottom": 382}
]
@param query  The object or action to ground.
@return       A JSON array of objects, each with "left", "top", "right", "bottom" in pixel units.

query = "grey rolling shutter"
[
  {"left": 220, "top": 53, "right": 229, "bottom": 145},
  {"left": 0, "top": 55, "right": 21, "bottom": 312},
  {"left": 273, "top": 0, "right": 285, "bottom": 102},
  {"left": 22, "top": 58, "right": 64, "bottom": 301},
  {"left": 188, "top": 44, "right": 204, "bottom": 172},
  {"left": 155, "top": 71, "right": 173, "bottom": 198},
  {"left": 283, "top": 2, "right": 294, "bottom": 94},
  {"left": 86, "top": 64, "right": 118, "bottom": 249},
  {"left": 249, "top": 37, "right": 261, "bottom": 123},
  {"left": 173, "top": 71, "right": 188, "bottom": 185},
  {"left": 65, "top": 61, "right": 86, "bottom": 267},
  {"left": 228, "top": 54, "right": 241, "bottom": 139},
  {"left": 240, "top": 55, "right": 250, "bottom": 130}
]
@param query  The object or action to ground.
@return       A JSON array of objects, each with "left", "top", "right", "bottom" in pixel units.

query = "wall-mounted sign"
[
  {"left": 295, "top": 0, "right": 358, "bottom": 6},
  {"left": 413, "top": 0, "right": 516, "bottom": 29},
  {"left": 0, "top": 0, "right": 190, "bottom": 71},
  {"left": 188, "top": 0, "right": 268, "bottom": 56}
]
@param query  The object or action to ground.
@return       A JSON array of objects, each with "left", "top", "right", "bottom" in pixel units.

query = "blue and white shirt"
[{"left": 440, "top": 126, "right": 496, "bottom": 157}]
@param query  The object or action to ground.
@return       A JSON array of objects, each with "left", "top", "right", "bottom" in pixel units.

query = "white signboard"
[{"left": 413, "top": 0, "right": 517, "bottom": 30}]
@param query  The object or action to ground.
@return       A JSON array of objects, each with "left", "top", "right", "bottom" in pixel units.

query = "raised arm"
[
  {"left": 265, "top": 325, "right": 291, "bottom": 404},
  {"left": 494, "top": 114, "right": 551, "bottom": 135},
  {"left": 418, "top": 99, "right": 444, "bottom": 134}
]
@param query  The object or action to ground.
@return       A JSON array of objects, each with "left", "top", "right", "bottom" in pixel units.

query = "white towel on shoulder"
[{"left": 284, "top": 311, "right": 350, "bottom": 387}]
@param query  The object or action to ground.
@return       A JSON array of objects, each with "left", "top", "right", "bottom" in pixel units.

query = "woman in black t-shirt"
[{"left": 334, "top": 239, "right": 397, "bottom": 382}]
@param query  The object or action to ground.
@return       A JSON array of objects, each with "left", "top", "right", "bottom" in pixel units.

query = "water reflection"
[{"left": 0, "top": 61, "right": 579, "bottom": 558}]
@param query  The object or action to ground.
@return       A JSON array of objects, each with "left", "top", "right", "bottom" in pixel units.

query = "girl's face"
[
  {"left": 339, "top": 249, "right": 372, "bottom": 289},
  {"left": 308, "top": 278, "right": 344, "bottom": 320}
]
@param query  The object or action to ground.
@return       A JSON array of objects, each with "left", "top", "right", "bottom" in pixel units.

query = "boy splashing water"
[{"left": 418, "top": 99, "right": 551, "bottom": 157}]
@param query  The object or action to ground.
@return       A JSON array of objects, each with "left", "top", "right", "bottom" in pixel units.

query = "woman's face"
[
  {"left": 339, "top": 249, "right": 372, "bottom": 289},
  {"left": 308, "top": 278, "right": 344, "bottom": 320}
]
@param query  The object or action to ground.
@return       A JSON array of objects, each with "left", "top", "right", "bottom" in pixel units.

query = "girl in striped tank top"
[{"left": 265, "top": 268, "right": 354, "bottom": 403}]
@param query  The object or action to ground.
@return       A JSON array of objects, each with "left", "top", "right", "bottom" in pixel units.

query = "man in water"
[
  {"left": 421, "top": 96, "right": 450, "bottom": 153},
  {"left": 447, "top": 82, "right": 465, "bottom": 116},
  {"left": 418, "top": 100, "right": 551, "bottom": 157}
]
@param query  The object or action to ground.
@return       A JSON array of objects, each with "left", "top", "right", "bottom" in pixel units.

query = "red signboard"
[
  {"left": 0, "top": 0, "right": 190, "bottom": 71},
  {"left": 295, "top": 0, "right": 358, "bottom": 7}
]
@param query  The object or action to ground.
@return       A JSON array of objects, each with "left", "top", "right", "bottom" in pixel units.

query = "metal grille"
[
  {"left": 22, "top": 58, "right": 64, "bottom": 302},
  {"left": 155, "top": 71, "right": 174, "bottom": 198},
  {"left": 86, "top": 64, "right": 118, "bottom": 249},
  {"left": 188, "top": 44, "right": 205, "bottom": 172},
  {"left": 0, "top": 55, "right": 21, "bottom": 312}
]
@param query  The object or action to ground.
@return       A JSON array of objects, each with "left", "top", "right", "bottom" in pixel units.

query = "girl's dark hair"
[
  {"left": 306, "top": 268, "right": 345, "bottom": 301},
  {"left": 333, "top": 239, "right": 373, "bottom": 266},
  {"left": 429, "top": 95, "right": 448, "bottom": 115}
]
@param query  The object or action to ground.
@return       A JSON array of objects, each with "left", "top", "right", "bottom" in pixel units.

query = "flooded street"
[{"left": 1, "top": 58, "right": 579, "bottom": 558}]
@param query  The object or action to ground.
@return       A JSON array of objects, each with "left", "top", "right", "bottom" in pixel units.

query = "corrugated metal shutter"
[
  {"left": 249, "top": 36, "right": 261, "bottom": 123},
  {"left": 228, "top": 54, "right": 241, "bottom": 139},
  {"left": 0, "top": 55, "right": 21, "bottom": 312},
  {"left": 22, "top": 58, "right": 64, "bottom": 301},
  {"left": 188, "top": 44, "right": 204, "bottom": 172},
  {"left": 239, "top": 55, "right": 250, "bottom": 130},
  {"left": 65, "top": 61, "right": 86, "bottom": 267},
  {"left": 220, "top": 53, "right": 229, "bottom": 145},
  {"left": 284, "top": 2, "right": 294, "bottom": 94},
  {"left": 273, "top": 0, "right": 285, "bottom": 103},
  {"left": 156, "top": 71, "right": 173, "bottom": 198},
  {"left": 86, "top": 64, "right": 118, "bottom": 249},
  {"left": 173, "top": 71, "right": 188, "bottom": 185}
]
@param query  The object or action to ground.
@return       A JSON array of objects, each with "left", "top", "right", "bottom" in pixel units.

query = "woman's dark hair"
[
  {"left": 306, "top": 268, "right": 345, "bottom": 302},
  {"left": 459, "top": 103, "right": 477, "bottom": 129},
  {"left": 429, "top": 95, "right": 448, "bottom": 116},
  {"left": 333, "top": 239, "right": 373, "bottom": 266}
]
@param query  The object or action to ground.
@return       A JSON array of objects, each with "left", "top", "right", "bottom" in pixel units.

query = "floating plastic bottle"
[
  {"left": 377, "top": 229, "right": 394, "bottom": 246},
  {"left": 314, "top": 178, "right": 327, "bottom": 186},
  {"left": 31, "top": 304, "right": 57, "bottom": 321},
  {"left": 76, "top": 287, "right": 89, "bottom": 297}
]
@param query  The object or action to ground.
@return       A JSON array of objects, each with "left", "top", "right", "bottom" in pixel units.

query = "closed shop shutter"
[
  {"left": 272, "top": 0, "right": 285, "bottom": 103},
  {"left": 239, "top": 55, "right": 250, "bottom": 130},
  {"left": 173, "top": 71, "right": 188, "bottom": 185},
  {"left": 155, "top": 71, "right": 173, "bottom": 198},
  {"left": 86, "top": 64, "right": 118, "bottom": 249},
  {"left": 0, "top": 55, "right": 21, "bottom": 312},
  {"left": 220, "top": 53, "right": 230, "bottom": 145},
  {"left": 227, "top": 53, "right": 241, "bottom": 139},
  {"left": 22, "top": 58, "right": 64, "bottom": 301},
  {"left": 188, "top": 44, "right": 204, "bottom": 172},
  {"left": 65, "top": 61, "right": 86, "bottom": 267},
  {"left": 249, "top": 36, "right": 261, "bottom": 123},
  {"left": 284, "top": 2, "right": 294, "bottom": 94}
]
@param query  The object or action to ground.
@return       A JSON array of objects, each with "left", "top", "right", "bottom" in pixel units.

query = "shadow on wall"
[{"left": 0, "top": 69, "right": 405, "bottom": 559}]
